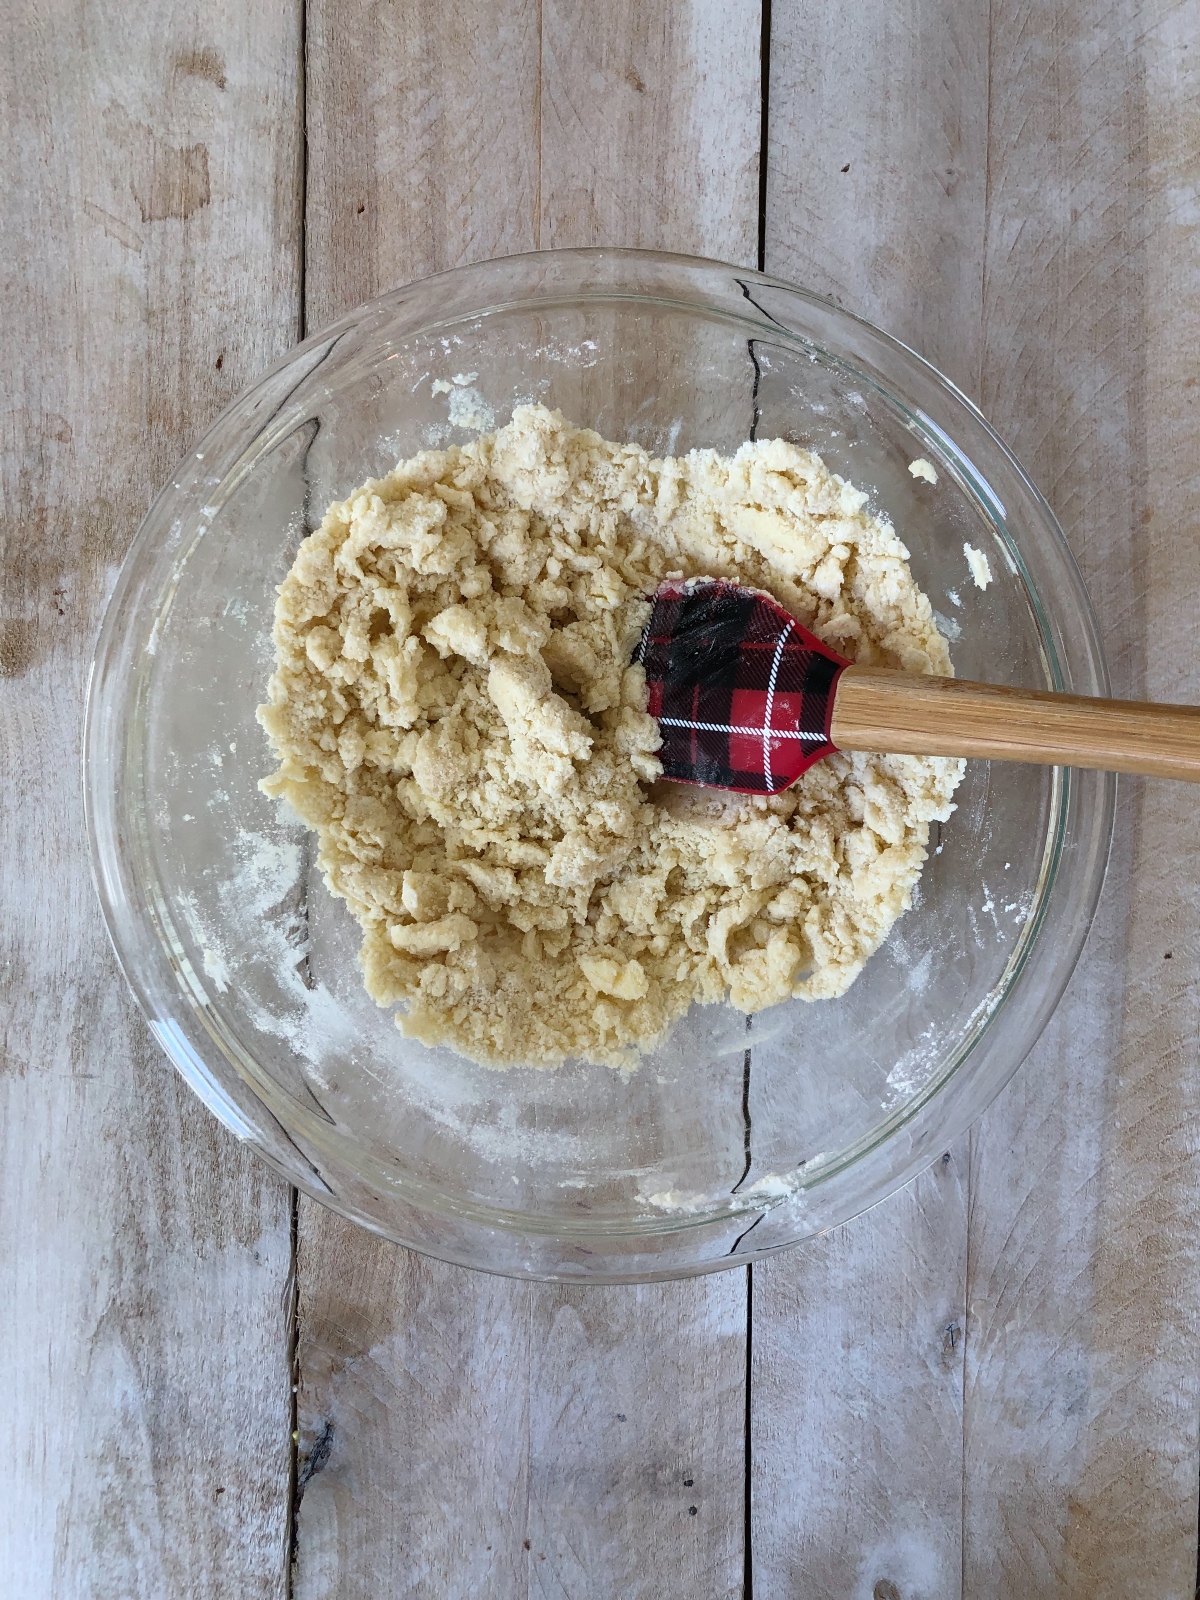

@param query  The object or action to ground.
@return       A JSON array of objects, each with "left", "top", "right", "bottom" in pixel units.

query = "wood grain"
[
  {"left": 295, "top": 4, "right": 761, "bottom": 1596},
  {"left": 753, "top": 3, "right": 985, "bottom": 1594},
  {"left": 304, "top": 0, "right": 541, "bottom": 330},
  {"left": 762, "top": 3, "right": 1200, "bottom": 1596},
  {"left": 963, "top": 3, "right": 1200, "bottom": 1594},
  {"left": 831, "top": 666, "right": 1200, "bottom": 780},
  {"left": 763, "top": 0, "right": 988, "bottom": 396},
  {"left": 752, "top": 1163, "right": 968, "bottom": 1599},
  {"left": 0, "top": 2, "right": 301, "bottom": 1593},
  {"left": 305, "top": 0, "right": 761, "bottom": 331},
  {"left": 293, "top": 1214, "right": 746, "bottom": 1600},
  {"left": 538, "top": 0, "right": 760, "bottom": 264}
]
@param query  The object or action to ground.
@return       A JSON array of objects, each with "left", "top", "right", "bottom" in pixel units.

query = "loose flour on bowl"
[{"left": 258, "top": 405, "right": 963, "bottom": 1068}]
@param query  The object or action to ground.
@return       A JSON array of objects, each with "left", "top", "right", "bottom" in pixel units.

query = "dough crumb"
[
  {"left": 963, "top": 543, "right": 993, "bottom": 589},
  {"left": 447, "top": 386, "right": 494, "bottom": 433},
  {"left": 908, "top": 457, "right": 938, "bottom": 484},
  {"left": 259, "top": 405, "right": 963, "bottom": 1069}
]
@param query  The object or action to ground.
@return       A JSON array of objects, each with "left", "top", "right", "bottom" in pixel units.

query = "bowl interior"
[{"left": 91, "top": 257, "right": 1109, "bottom": 1278}]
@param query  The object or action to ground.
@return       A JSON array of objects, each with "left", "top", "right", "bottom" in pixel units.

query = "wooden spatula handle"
[{"left": 830, "top": 666, "right": 1200, "bottom": 782}]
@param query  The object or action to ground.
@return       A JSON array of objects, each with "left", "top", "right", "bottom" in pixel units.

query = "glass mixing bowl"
[{"left": 85, "top": 249, "right": 1113, "bottom": 1281}]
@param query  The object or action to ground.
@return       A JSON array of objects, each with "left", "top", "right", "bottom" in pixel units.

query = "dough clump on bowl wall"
[{"left": 259, "top": 404, "right": 963, "bottom": 1069}]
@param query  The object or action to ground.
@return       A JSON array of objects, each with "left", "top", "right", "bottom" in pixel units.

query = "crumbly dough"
[
  {"left": 963, "top": 542, "right": 993, "bottom": 589},
  {"left": 259, "top": 405, "right": 963, "bottom": 1068}
]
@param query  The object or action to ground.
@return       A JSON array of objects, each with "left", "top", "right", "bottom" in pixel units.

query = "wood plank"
[
  {"left": 303, "top": 0, "right": 541, "bottom": 330},
  {"left": 293, "top": 1215, "right": 747, "bottom": 1600},
  {"left": 304, "top": 0, "right": 760, "bottom": 329},
  {"left": 0, "top": 3, "right": 301, "bottom": 1593},
  {"left": 294, "top": 4, "right": 760, "bottom": 1596},
  {"left": 963, "top": 4, "right": 1200, "bottom": 1594},
  {"left": 753, "top": 1164, "right": 968, "bottom": 1598},
  {"left": 763, "top": 0, "right": 989, "bottom": 396},
  {"left": 752, "top": 3, "right": 987, "bottom": 1594},
  {"left": 538, "top": 0, "right": 759, "bottom": 263}
]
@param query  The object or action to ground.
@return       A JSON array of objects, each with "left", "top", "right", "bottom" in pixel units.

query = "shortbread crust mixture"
[{"left": 259, "top": 405, "right": 962, "bottom": 1067}]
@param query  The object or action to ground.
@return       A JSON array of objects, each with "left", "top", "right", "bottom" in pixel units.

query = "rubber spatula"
[{"left": 637, "top": 577, "right": 1200, "bottom": 795}]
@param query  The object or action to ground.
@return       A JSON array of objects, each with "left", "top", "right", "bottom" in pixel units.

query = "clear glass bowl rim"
[{"left": 84, "top": 247, "right": 1115, "bottom": 1281}]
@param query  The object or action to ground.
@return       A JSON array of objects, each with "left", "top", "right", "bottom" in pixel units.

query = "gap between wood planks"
[
  {"left": 744, "top": 13, "right": 770, "bottom": 1589},
  {"left": 286, "top": 2, "right": 309, "bottom": 1590},
  {"left": 743, "top": 10, "right": 771, "bottom": 1588}
]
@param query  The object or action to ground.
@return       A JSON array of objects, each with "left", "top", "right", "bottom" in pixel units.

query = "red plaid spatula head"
[{"left": 636, "top": 578, "right": 851, "bottom": 795}]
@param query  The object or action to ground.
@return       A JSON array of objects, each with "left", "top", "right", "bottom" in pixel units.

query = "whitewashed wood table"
[{"left": 3, "top": 2, "right": 1198, "bottom": 1595}]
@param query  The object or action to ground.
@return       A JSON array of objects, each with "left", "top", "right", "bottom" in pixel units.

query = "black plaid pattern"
[{"left": 637, "top": 579, "right": 849, "bottom": 794}]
